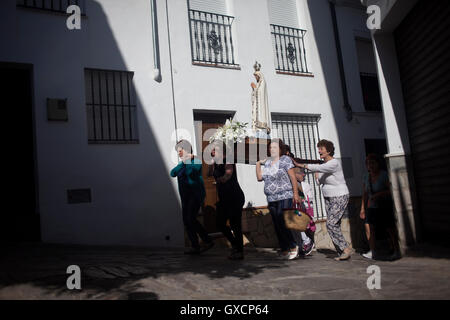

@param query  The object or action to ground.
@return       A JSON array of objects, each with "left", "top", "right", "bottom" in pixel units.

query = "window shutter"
[
  {"left": 267, "top": 0, "right": 299, "bottom": 27},
  {"left": 189, "top": 0, "right": 228, "bottom": 15}
]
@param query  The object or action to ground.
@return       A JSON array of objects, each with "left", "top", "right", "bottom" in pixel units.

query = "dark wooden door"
[{"left": 200, "top": 122, "right": 223, "bottom": 233}]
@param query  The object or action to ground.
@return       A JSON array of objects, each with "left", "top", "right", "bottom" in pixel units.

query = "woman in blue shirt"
[
  {"left": 170, "top": 140, "right": 214, "bottom": 254},
  {"left": 360, "top": 153, "right": 400, "bottom": 260}
]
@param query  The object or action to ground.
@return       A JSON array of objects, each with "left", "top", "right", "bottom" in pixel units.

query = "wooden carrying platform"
[{"left": 231, "top": 137, "right": 324, "bottom": 164}]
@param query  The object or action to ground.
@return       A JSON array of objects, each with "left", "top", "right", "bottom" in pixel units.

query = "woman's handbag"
[{"left": 283, "top": 202, "right": 311, "bottom": 232}]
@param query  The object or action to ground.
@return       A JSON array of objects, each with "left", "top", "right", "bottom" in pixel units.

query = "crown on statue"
[{"left": 253, "top": 61, "right": 261, "bottom": 72}]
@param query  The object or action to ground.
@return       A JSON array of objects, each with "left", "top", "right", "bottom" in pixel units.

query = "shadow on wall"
[
  {"left": 306, "top": 0, "right": 369, "bottom": 250},
  {"left": 7, "top": 0, "right": 183, "bottom": 246},
  {"left": 347, "top": 197, "right": 370, "bottom": 252},
  {"left": 370, "top": 30, "right": 425, "bottom": 249},
  {"left": 75, "top": 1, "right": 182, "bottom": 246},
  {"left": 306, "top": 0, "right": 350, "bottom": 147},
  {"left": 373, "top": 31, "right": 423, "bottom": 249}
]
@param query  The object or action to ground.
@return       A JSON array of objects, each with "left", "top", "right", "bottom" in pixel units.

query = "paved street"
[{"left": 0, "top": 243, "right": 449, "bottom": 300}]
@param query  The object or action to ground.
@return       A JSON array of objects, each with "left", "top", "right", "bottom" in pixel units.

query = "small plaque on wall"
[
  {"left": 67, "top": 188, "right": 92, "bottom": 204},
  {"left": 47, "top": 98, "right": 68, "bottom": 121}
]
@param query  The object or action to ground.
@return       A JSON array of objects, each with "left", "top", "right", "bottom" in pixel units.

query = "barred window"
[
  {"left": 272, "top": 114, "right": 326, "bottom": 219},
  {"left": 84, "top": 69, "right": 139, "bottom": 144},
  {"left": 16, "top": 0, "right": 86, "bottom": 15}
]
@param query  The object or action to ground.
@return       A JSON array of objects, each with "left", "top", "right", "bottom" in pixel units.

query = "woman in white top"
[{"left": 294, "top": 139, "right": 353, "bottom": 261}]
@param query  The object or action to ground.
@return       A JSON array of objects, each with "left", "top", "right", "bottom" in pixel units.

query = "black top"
[{"left": 213, "top": 163, "right": 245, "bottom": 204}]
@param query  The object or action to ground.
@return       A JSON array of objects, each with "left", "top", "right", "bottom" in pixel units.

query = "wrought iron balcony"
[
  {"left": 188, "top": 9, "right": 238, "bottom": 68},
  {"left": 271, "top": 24, "right": 311, "bottom": 75}
]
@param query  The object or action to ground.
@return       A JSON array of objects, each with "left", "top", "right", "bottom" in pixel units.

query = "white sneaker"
[
  {"left": 362, "top": 251, "right": 373, "bottom": 260},
  {"left": 287, "top": 247, "right": 299, "bottom": 260}
]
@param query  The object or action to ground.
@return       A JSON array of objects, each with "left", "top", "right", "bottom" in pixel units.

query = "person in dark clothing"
[
  {"left": 170, "top": 140, "right": 214, "bottom": 255},
  {"left": 209, "top": 142, "right": 245, "bottom": 260},
  {"left": 360, "top": 153, "right": 400, "bottom": 260}
]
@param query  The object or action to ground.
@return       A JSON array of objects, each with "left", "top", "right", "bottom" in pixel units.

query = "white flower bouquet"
[{"left": 209, "top": 118, "right": 249, "bottom": 144}]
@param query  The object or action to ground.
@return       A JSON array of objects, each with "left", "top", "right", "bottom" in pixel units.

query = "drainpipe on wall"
[
  {"left": 165, "top": 0, "right": 178, "bottom": 141},
  {"left": 329, "top": 0, "right": 353, "bottom": 122},
  {"left": 150, "top": 0, "right": 162, "bottom": 82}
]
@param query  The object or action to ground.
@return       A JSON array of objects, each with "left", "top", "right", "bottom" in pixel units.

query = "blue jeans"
[{"left": 268, "top": 198, "right": 301, "bottom": 251}]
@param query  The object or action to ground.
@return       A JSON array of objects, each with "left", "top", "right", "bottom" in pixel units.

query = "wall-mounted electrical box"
[
  {"left": 67, "top": 188, "right": 92, "bottom": 204},
  {"left": 47, "top": 98, "right": 68, "bottom": 121}
]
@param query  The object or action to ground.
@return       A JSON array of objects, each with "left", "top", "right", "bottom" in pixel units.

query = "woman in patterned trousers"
[{"left": 294, "top": 139, "right": 353, "bottom": 261}]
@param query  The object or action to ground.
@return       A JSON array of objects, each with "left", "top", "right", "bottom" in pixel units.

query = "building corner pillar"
[{"left": 385, "top": 153, "right": 422, "bottom": 254}]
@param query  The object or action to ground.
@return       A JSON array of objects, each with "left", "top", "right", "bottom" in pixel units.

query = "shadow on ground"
[{"left": 0, "top": 243, "right": 293, "bottom": 299}]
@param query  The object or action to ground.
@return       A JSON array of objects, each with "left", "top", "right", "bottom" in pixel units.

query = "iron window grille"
[
  {"left": 84, "top": 68, "right": 139, "bottom": 144},
  {"left": 360, "top": 72, "right": 382, "bottom": 111},
  {"left": 16, "top": 0, "right": 86, "bottom": 15},
  {"left": 271, "top": 24, "right": 311, "bottom": 75},
  {"left": 188, "top": 9, "right": 238, "bottom": 68},
  {"left": 272, "top": 114, "right": 326, "bottom": 220}
]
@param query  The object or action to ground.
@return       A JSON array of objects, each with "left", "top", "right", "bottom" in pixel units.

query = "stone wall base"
[
  {"left": 313, "top": 219, "right": 352, "bottom": 251},
  {"left": 185, "top": 202, "right": 371, "bottom": 253},
  {"left": 241, "top": 207, "right": 356, "bottom": 252}
]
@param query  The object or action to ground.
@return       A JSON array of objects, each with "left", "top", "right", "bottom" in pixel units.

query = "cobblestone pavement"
[{"left": 0, "top": 243, "right": 449, "bottom": 300}]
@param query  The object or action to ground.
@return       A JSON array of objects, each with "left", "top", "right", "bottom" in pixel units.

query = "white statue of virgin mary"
[{"left": 251, "top": 61, "right": 271, "bottom": 135}]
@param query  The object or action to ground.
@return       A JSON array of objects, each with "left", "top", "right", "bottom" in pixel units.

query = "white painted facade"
[{"left": 0, "top": 0, "right": 385, "bottom": 247}]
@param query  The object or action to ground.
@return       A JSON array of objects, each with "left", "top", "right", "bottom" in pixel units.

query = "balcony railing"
[
  {"left": 188, "top": 9, "right": 238, "bottom": 68},
  {"left": 16, "top": 0, "right": 86, "bottom": 15},
  {"left": 271, "top": 24, "right": 310, "bottom": 75}
]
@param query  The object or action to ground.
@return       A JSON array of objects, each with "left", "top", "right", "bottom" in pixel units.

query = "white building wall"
[
  {"left": 0, "top": 0, "right": 384, "bottom": 246},
  {"left": 313, "top": 1, "right": 386, "bottom": 195},
  {"left": 0, "top": 0, "right": 183, "bottom": 246}
]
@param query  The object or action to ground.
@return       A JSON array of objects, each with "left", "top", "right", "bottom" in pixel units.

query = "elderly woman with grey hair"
[{"left": 295, "top": 139, "right": 353, "bottom": 261}]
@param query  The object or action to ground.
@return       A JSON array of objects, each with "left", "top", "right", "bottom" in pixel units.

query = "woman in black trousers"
[{"left": 209, "top": 142, "right": 246, "bottom": 260}]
